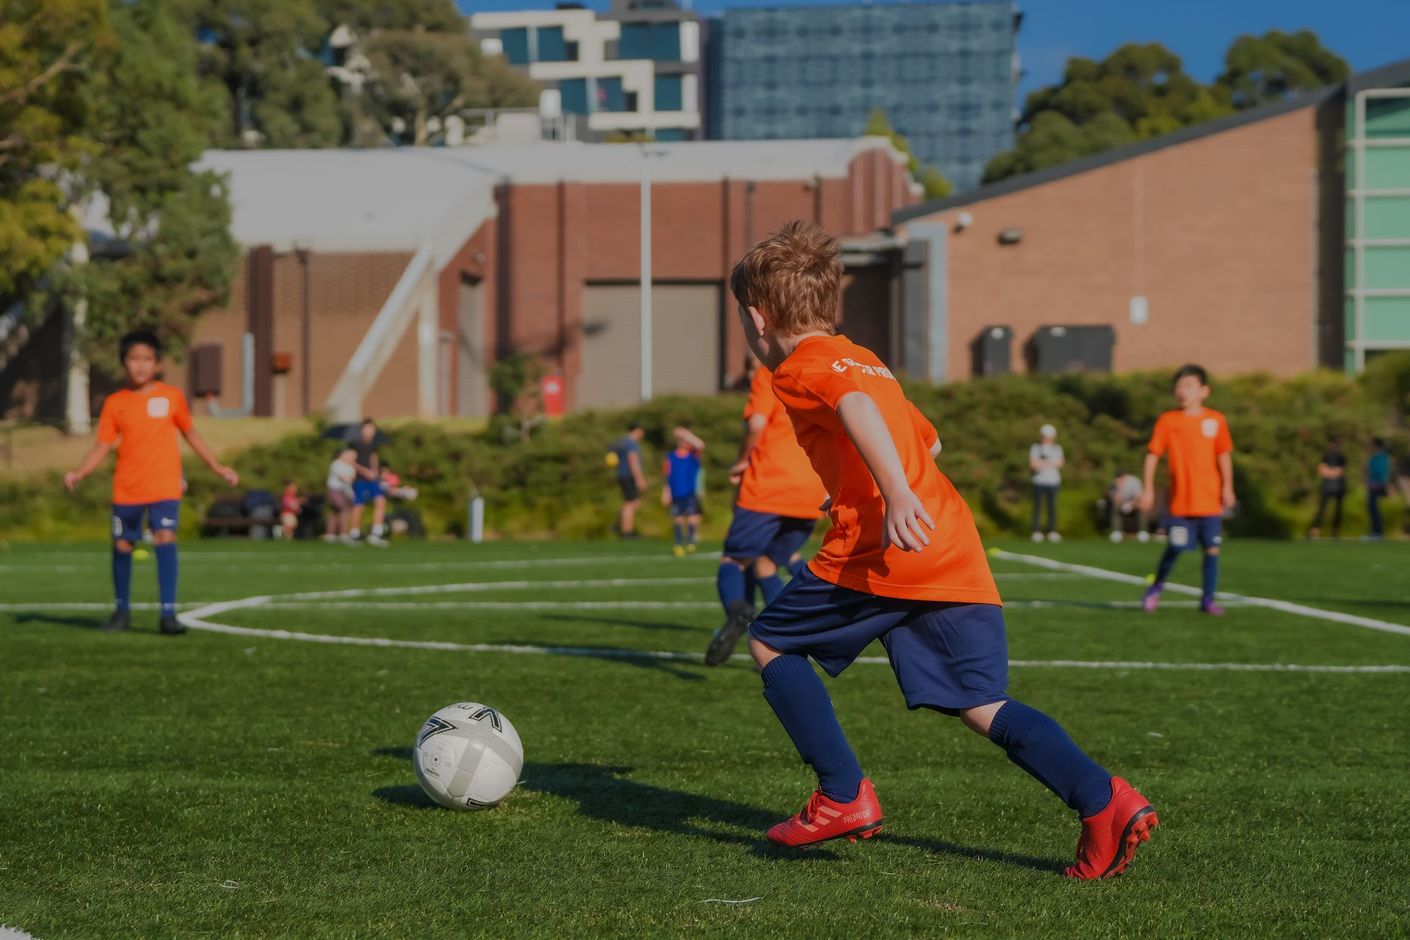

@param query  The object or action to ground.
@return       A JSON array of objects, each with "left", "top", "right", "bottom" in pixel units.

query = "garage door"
[{"left": 579, "top": 283, "right": 721, "bottom": 408}]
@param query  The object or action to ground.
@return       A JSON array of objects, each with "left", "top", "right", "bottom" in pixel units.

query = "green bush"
[{"left": 4, "top": 371, "right": 1406, "bottom": 541}]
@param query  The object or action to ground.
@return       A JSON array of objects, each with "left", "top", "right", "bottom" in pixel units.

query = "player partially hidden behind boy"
[
  {"left": 1139, "top": 364, "right": 1236, "bottom": 616},
  {"left": 730, "top": 222, "right": 1156, "bottom": 879},
  {"left": 662, "top": 427, "right": 705, "bottom": 556},
  {"left": 705, "top": 358, "right": 828, "bottom": 666},
  {"left": 63, "top": 331, "right": 239, "bottom": 634}
]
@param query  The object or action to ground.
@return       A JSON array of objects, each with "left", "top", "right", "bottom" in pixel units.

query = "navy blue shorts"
[
  {"left": 750, "top": 567, "right": 1009, "bottom": 712},
  {"left": 111, "top": 500, "right": 181, "bottom": 542},
  {"left": 1167, "top": 515, "right": 1222, "bottom": 552},
  {"left": 723, "top": 506, "right": 817, "bottom": 566},
  {"left": 670, "top": 494, "right": 701, "bottom": 517},
  {"left": 352, "top": 480, "right": 382, "bottom": 505}
]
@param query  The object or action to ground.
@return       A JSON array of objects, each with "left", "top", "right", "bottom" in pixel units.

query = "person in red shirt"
[
  {"left": 704, "top": 359, "right": 830, "bottom": 666},
  {"left": 728, "top": 221, "right": 1156, "bottom": 880},
  {"left": 64, "top": 331, "right": 239, "bottom": 635},
  {"left": 1139, "top": 364, "right": 1236, "bottom": 615}
]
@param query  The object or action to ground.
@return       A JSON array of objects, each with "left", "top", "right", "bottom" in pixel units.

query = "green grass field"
[{"left": 3, "top": 537, "right": 1409, "bottom": 938}]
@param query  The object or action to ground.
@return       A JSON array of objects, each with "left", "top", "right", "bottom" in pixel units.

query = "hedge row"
[{"left": 5, "top": 362, "right": 1408, "bottom": 541}]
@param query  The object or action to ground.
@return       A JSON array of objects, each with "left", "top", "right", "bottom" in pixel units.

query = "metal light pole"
[{"left": 639, "top": 145, "right": 667, "bottom": 401}]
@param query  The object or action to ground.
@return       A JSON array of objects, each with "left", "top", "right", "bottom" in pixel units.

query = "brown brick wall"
[{"left": 907, "top": 108, "right": 1321, "bottom": 379}]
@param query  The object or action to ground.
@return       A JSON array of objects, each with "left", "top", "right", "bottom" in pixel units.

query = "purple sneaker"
[
  {"left": 1142, "top": 585, "right": 1162, "bottom": 612},
  {"left": 1200, "top": 599, "right": 1226, "bottom": 616}
]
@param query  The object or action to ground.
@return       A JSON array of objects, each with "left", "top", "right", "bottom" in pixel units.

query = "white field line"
[
  {"left": 0, "top": 602, "right": 214, "bottom": 612},
  {"left": 250, "top": 599, "right": 1225, "bottom": 611},
  {"left": 175, "top": 594, "right": 1410, "bottom": 674},
  {"left": 176, "top": 597, "right": 1410, "bottom": 674},
  {"left": 994, "top": 549, "right": 1410, "bottom": 638},
  {"left": 0, "top": 550, "right": 722, "bottom": 567}
]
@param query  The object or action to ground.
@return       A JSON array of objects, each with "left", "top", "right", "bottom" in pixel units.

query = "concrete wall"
[{"left": 905, "top": 108, "right": 1323, "bottom": 379}]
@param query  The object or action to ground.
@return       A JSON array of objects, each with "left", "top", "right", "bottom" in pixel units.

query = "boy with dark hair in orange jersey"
[
  {"left": 730, "top": 222, "right": 1157, "bottom": 879},
  {"left": 704, "top": 357, "right": 829, "bottom": 666},
  {"left": 1140, "top": 364, "right": 1236, "bottom": 615},
  {"left": 64, "top": 331, "right": 239, "bottom": 635}
]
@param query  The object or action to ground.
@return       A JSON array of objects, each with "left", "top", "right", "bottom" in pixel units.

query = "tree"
[
  {"left": 863, "top": 108, "right": 952, "bottom": 200},
  {"left": 1216, "top": 30, "right": 1348, "bottom": 109},
  {"left": 0, "top": 0, "right": 110, "bottom": 299},
  {"left": 984, "top": 33, "right": 1348, "bottom": 184},
  {"left": 351, "top": 29, "right": 539, "bottom": 146},
  {"left": 74, "top": 0, "right": 237, "bottom": 361}
]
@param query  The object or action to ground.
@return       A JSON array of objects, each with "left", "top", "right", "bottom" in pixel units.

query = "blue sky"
[{"left": 458, "top": 0, "right": 1409, "bottom": 98}]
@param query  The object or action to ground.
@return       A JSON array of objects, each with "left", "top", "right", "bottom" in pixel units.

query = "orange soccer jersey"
[
  {"left": 770, "top": 334, "right": 1000, "bottom": 605},
  {"left": 1148, "top": 408, "right": 1233, "bottom": 518},
  {"left": 736, "top": 364, "right": 829, "bottom": 520},
  {"left": 96, "top": 382, "right": 193, "bottom": 505}
]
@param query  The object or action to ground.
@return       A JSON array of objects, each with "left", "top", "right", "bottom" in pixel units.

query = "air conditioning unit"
[
  {"left": 1025, "top": 325, "right": 1114, "bottom": 374},
  {"left": 970, "top": 326, "right": 1012, "bottom": 377}
]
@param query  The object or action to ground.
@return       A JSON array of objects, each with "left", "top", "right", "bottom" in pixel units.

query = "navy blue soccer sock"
[
  {"left": 988, "top": 700, "right": 1112, "bottom": 818},
  {"left": 743, "top": 568, "right": 758, "bottom": 607},
  {"left": 758, "top": 573, "right": 785, "bottom": 604},
  {"left": 1201, "top": 551, "right": 1220, "bottom": 602},
  {"left": 1153, "top": 545, "right": 1180, "bottom": 586},
  {"left": 717, "top": 562, "right": 746, "bottom": 609},
  {"left": 155, "top": 543, "right": 178, "bottom": 617},
  {"left": 761, "top": 655, "right": 863, "bottom": 802},
  {"left": 787, "top": 557, "right": 807, "bottom": 578},
  {"left": 687, "top": 521, "right": 697, "bottom": 545},
  {"left": 673, "top": 521, "right": 685, "bottom": 547},
  {"left": 112, "top": 546, "right": 133, "bottom": 612}
]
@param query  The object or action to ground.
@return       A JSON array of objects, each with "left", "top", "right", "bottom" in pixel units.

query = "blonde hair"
[{"left": 730, "top": 220, "right": 841, "bottom": 335}]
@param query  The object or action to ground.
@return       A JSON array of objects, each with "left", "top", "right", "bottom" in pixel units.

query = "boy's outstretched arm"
[
  {"left": 836, "top": 391, "right": 933, "bottom": 552},
  {"left": 64, "top": 441, "right": 112, "bottom": 491},
  {"left": 674, "top": 426, "right": 705, "bottom": 451},
  {"left": 730, "top": 414, "right": 767, "bottom": 483},
  {"left": 1138, "top": 452, "right": 1159, "bottom": 514},
  {"left": 182, "top": 427, "right": 240, "bottom": 486}
]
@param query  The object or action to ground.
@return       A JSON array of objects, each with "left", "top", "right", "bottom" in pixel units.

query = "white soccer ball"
[{"left": 412, "top": 702, "right": 524, "bottom": 810}]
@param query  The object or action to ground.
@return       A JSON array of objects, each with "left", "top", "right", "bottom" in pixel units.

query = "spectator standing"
[
  {"left": 325, "top": 448, "right": 358, "bottom": 544},
  {"left": 351, "top": 418, "right": 388, "bottom": 547},
  {"left": 1366, "top": 437, "right": 1391, "bottom": 540},
  {"left": 278, "top": 479, "right": 303, "bottom": 539},
  {"left": 609, "top": 423, "right": 647, "bottom": 538},
  {"left": 1029, "top": 424, "right": 1064, "bottom": 543},
  {"left": 1309, "top": 439, "right": 1348, "bottom": 539}
]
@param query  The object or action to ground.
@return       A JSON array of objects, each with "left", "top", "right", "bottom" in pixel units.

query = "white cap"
[{"left": 1040, "top": 424, "right": 1057, "bottom": 438}]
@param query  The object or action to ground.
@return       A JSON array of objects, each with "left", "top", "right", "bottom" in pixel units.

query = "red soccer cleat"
[
  {"left": 766, "top": 778, "right": 884, "bottom": 847},
  {"left": 1065, "top": 776, "right": 1159, "bottom": 880}
]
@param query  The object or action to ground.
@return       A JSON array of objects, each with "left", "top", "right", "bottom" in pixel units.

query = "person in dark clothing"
[
  {"left": 1366, "top": 437, "right": 1391, "bottom": 540},
  {"left": 1309, "top": 438, "right": 1348, "bottom": 539}
]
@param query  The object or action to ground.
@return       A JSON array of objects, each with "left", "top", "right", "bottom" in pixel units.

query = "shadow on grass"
[
  {"left": 14, "top": 611, "right": 103, "bottom": 631},
  {"left": 478, "top": 639, "right": 707, "bottom": 682},
  {"left": 544, "top": 612, "right": 700, "bottom": 634},
  {"left": 370, "top": 755, "right": 1062, "bottom": 873}
]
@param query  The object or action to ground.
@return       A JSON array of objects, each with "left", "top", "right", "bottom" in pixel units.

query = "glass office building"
[{"left": 706, "top": 0, "right": 1018, "bottom": 191}]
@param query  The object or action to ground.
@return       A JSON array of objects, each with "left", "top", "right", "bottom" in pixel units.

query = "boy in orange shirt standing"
[
  {"left": 731, "top": 222, "right": 1156, "bottom": 879},
  {"left": 705, "top": 358, "right": 829, "bottom": 666},
  {"left": 1139, "top": 365, "right": 1236, "bottom": 615},
  {"left": 64, "top": 331, "right": 239, "bottom": 634}
]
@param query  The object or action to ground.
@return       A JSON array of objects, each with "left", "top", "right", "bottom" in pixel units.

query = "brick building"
[
  {"left": 167, "top": 138, "right": 915, "bottom": 420},
  {"left": 890, "top": 57, "right": 1410, "bottom": 381}
]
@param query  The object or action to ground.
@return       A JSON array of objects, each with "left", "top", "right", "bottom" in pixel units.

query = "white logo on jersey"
[
  {"left": 830, "top": 358, "right": 895, "bottom": 380},
  {"left": 1201, "top": 418, "right": 1218, "bottom": 438},
  {"left": 111, "top": 515, "right": 123, "bottom": 538},
  {"left": 1169, "top": 525, "right": 1190, "bottom": 548},
  {"left": 146, "top": 396, "right": 171, "bottom": 418}
]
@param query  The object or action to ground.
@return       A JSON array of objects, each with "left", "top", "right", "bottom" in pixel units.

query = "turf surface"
[{"left": 2, "top": 537, "right": 1409, "bottom": 938}]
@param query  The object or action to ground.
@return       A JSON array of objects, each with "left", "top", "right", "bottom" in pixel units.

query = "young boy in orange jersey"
[
  {"left": 705, "top": 358, "right": 829, "bottom": 666},
  {"left": 731, "top": 222, "right": 1156, "bottom": 879},
  {"left": 1139, "top": 364, "right": 1236, "bottom": 615},
  {"left": 64, "top": 331, "right": 239, "bottom": 634}
]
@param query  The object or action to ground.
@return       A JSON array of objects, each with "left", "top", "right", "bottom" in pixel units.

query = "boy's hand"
[
  {"left": 661, "top": 489, "right": 671, "bottom": 507},
  {"left": 728, "top": 459, "right": 749, "bottom": 485},
  {"left": 882, "top": 487, "right": 934, "bottom": 552},
  {"left": 217, "top": 465, "right": 240, "bottom": 487},
  {"left": 1222, "top": 487, "right": 1236, "bottom": 510},
  {"left": 1138, "top": 492, "right": 1155, "bottom": 515},
  {"left": 63, "top": 471, "right": 82, "bottom": 492}
]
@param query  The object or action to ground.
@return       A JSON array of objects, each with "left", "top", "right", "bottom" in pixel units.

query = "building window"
[
  {"left": 618, "top": 22, "right": 681, "bottom": 62},
  {"left": 537, "top": 26, "right": 574, "bottom": 63},
  {"left": 501, "top": 28, "right": 529, "bottom": 66},
  {"left": 595, "top": 77, "right": 637, "bottom": 112},
  {"left": 560, "top": 78, "right": 589, "bottom": 115},
  {"left": 654, "top": 74, "right": 683, "bottom": 112},
  {"left": 654, "top": 128, "right": 689, "bottom": 141}
]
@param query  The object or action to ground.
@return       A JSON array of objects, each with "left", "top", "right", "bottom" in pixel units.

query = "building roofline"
[{"left": 893, "top": 55, "right": 1410, "bottom": 225}]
